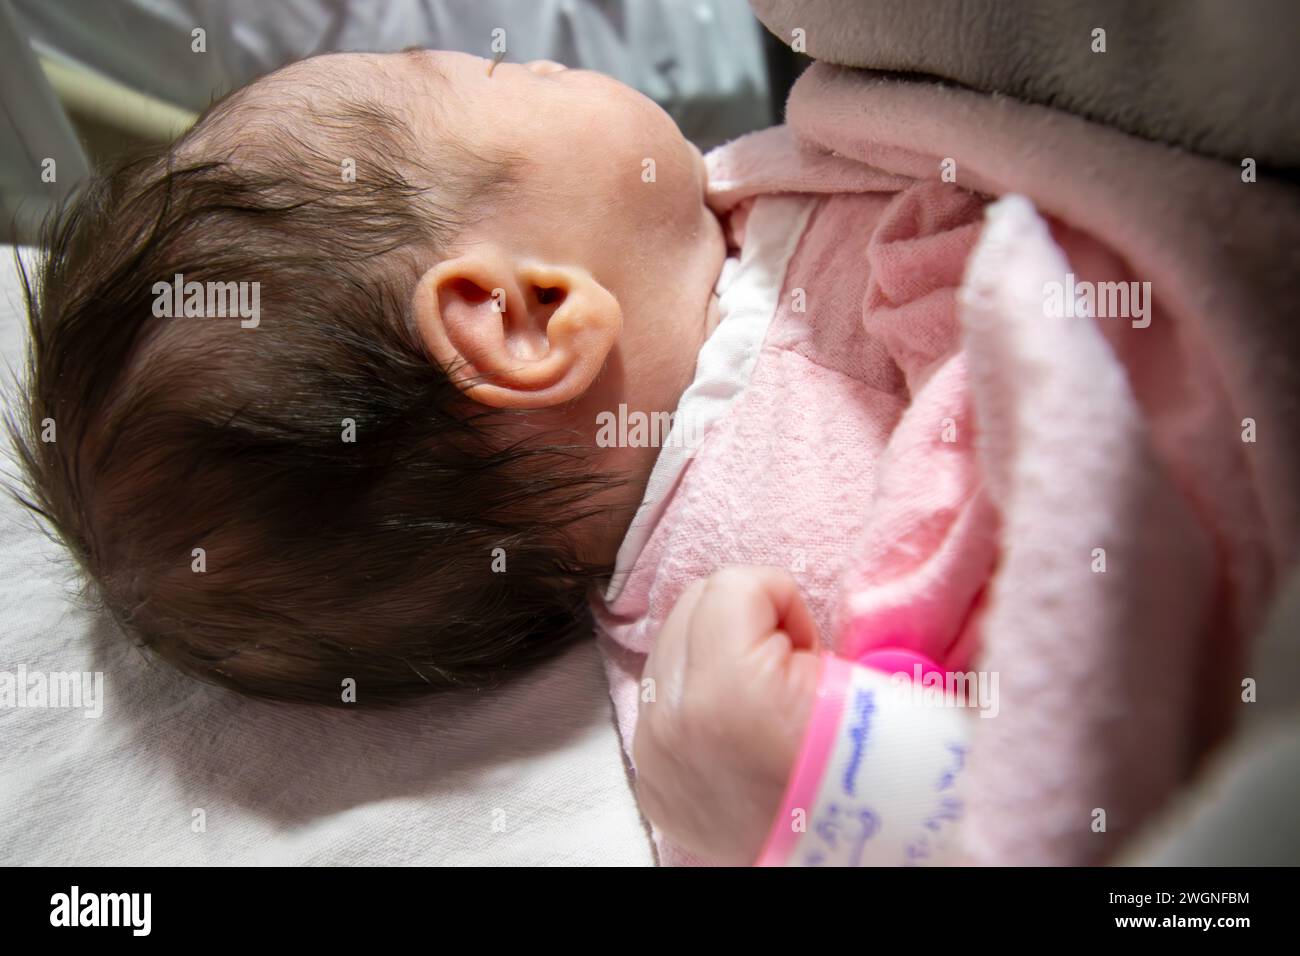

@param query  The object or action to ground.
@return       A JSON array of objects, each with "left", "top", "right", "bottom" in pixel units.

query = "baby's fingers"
[{"left": 690, "top": 566, "right": 820, "bottom": 671}]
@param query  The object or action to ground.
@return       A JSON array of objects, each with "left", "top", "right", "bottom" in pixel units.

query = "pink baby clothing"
[
  {"left": 596, "top": 162, "right": 991, "bottom": 865},
  {"left": 597, "top": 60, "right": 1298, "bottom": 867}
]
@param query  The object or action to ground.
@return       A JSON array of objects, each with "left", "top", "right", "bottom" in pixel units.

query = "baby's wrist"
[{"left": 754, "top": 653, "right": 970, "bottom": 867}]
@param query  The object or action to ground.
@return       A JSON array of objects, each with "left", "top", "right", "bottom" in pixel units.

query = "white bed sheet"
[{"left": 0, "top": 247, "right": 653, "bottom": 866}]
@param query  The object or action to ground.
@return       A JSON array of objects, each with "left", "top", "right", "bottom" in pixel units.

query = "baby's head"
[{"left": 15, "top": 51, "right": 724, "bottom": 704}]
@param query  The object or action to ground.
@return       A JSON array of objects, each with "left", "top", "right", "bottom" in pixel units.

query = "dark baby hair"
[{"left": 9, "top": 63, "right": 617, "bottom": 706}]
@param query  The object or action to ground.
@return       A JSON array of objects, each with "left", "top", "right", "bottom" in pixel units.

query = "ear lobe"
[{"left": 412, "top": 250, "right": 622, "bottom": 409}]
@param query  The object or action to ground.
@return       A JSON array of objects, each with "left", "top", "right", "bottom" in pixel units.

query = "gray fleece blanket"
[{"left": 752, "top": 0, "right": 1300, "bottom": 169}]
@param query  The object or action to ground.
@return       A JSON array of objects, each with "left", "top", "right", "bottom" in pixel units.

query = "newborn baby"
[
  {"left": 19, "top": 50, "right": 976, "bottom": 866},
  {"left": 21, "top": 50, "right": 723, "bottom": 697}
]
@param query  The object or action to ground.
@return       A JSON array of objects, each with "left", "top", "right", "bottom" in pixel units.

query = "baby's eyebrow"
[{"left": 392, "top": 46, "right": 450, "bottom": 84}]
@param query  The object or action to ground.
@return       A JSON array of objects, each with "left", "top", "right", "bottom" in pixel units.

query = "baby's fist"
[{"left": 632, "top": 566, "right": 821, "bottom": 865}]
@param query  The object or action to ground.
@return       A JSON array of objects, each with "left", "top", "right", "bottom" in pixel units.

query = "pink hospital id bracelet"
[{"left": 754, "top": 652, "right": 970, "bottom": 867}]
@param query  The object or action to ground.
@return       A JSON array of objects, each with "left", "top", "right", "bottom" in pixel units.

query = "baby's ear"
[{"left": 412, "top": 246, "right": 621, "bottom": 409}]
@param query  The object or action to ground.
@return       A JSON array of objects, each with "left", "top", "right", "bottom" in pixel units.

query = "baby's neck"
[{"left": 573, "top": 205, "right": 730, "bottom": 571}]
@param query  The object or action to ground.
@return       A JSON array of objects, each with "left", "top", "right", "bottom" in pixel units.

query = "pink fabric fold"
[{"left": 597, "top": 62, "right": 1300, "bottom": 865}]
